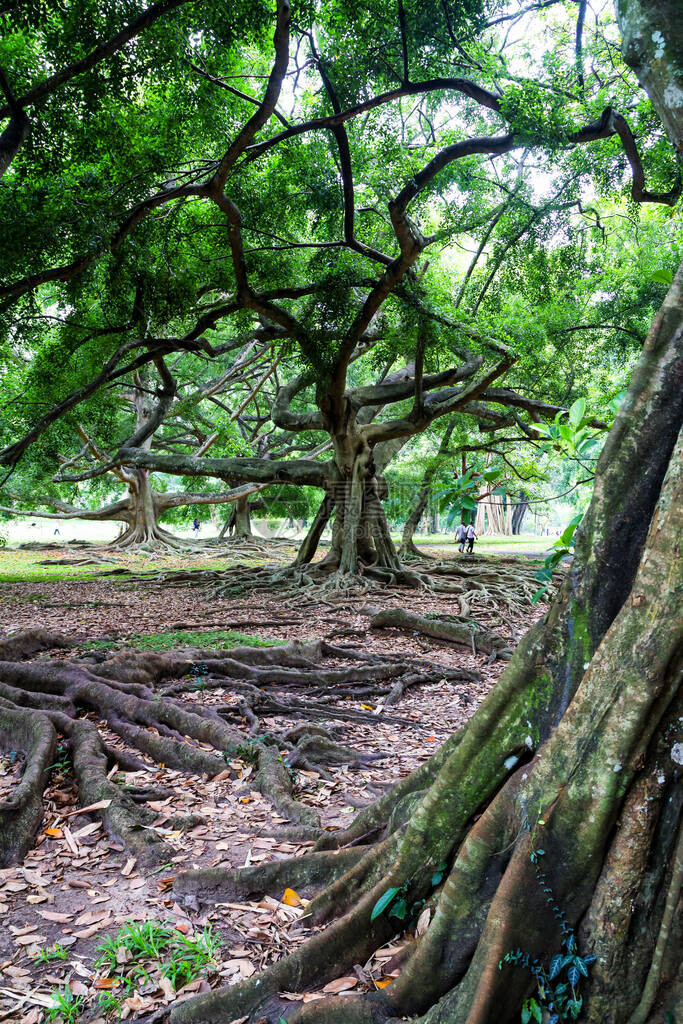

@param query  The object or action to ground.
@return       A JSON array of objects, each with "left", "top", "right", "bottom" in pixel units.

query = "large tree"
[{"left": 0, "top": 3, "right": 680, "bottom": 1022}]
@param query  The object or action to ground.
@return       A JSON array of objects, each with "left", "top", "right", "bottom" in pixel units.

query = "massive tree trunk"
[
  {"left": 218, "top": 494, "right": 254, "bottom": 540},
  {"left": 511, "top": 491, "right": 529, "bottom": 534},
  {"left": 295, "top": 439, "right": 403, "bottom": 579},
  {"left": 113, "top": 468, "right": 179, "bottom": 548}
]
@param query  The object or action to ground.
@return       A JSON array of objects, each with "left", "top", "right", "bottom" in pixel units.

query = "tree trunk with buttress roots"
[
  {"left": 165, "top": 259, "right": 682, "bottom": 1024},
  {"left": 114, "top": 468, "right": 179, "bottom": 547},
  {"left": 218, "top": 495, "right": 254, "bottom": 540},
  {"left": 296, "top": 436, "right": 402, "bottom": 576}
]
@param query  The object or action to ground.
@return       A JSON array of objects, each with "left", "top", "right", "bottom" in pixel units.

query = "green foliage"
[
  {"left": 436, "top": 467, "right": 505, "bottom": 529},
  {"left": 95, "top": 920, "right": 222, "bottom": 994},
  {"left": 47, "top": 745, "right": 71, "bottom": 775},
  {"left": 84, "top": 629, "right": 280, "bottom": 654},
  {"left": 96, "top": 991, "right": 123, "bottom": 1019},
  {"left": 45, "top": 988, "right": 84, "bottom": 1023},
  {"left": 499, "top": 848, "right": 596, "bottom": 1022},
  {"left": 370, "top": 861, "right": 448, "bottom": 923},
  {"left": 0, "top": 0, "right": 680, "bottom": 548},
  {"left": 534, "top": 399, "right": 614, "bottom": 465},
  {"left": 532, "top": 513, "right": 583, "bottom": 602},
  {"left": 34, "top": 943, "right": 70, "bottom": 963},
  {"left": 499, "top": 82, "right": 571, "bottom": 149},
  {"left": 370, "top": 886, "right": 403, "bottom": 921}
]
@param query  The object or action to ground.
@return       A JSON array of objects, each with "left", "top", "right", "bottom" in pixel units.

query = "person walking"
[
  {"left": 192, "top": 518, "right": 200, "bottom": 538},
  {"left": 456, "top": 521, "right": 467, "bottom": 553},
  {"left": 466, "top": 522, "right": 477, "bottom": 554}
]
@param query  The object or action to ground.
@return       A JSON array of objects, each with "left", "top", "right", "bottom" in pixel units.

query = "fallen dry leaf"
[
  {"left": 15, "top": 933, "right": 46, "bottom": 946},
  {"left": 322, "top": 977, "right": 359, "bottom": 994},
  {"left": 37, "top": 910, "right": 73, "bottom": 923},
  {"left": 159, "top": 975, "right": 175, "bottom": 1001},
  {"left": 416, "top": 906, "right": 431, "bottom": 936},
  {"left": 62, "top": 799, "right": 112, "bottom": 817},
  {"left": 282, "top": 888, "right": 301, "bottom": 907},
  {"left": 121, "top": 856, "right": 137, "bottom": 877}
]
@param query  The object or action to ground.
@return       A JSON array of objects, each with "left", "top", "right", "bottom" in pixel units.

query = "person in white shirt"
[{"left": 466, "top": 523, "right": 476, "bottom": 553}]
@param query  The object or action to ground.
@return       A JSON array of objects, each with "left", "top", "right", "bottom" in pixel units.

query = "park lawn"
[
  {"left": 399, "top": 532, "right": 551, "bottom": 555},
  {"left": 0, "top": 546, "right": 287, "bottom": 584}
]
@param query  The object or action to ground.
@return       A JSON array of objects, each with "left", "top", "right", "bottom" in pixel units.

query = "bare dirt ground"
[{"left": 0, "top": 545, "right": 543, "bottom": 1024}]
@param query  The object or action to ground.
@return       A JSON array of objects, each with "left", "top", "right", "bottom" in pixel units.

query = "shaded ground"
[{"left": 0, "top": 544, "right": 543, "bottom": 1023}]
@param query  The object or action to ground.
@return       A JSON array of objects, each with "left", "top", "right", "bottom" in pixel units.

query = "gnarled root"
[
  {"left": 370, "top": 606, "right": 513, "bottom": 658},
  {"left": 0, "top": 634, "right": 463, "bottom": 864},
  {"left": 0, "top": 702, "right": 56, "bottom": 866}
]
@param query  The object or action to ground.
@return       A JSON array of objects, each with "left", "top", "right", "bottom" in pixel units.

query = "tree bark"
[
  {"left": 219, "top": 495, "right": 255, "bottom": 540},
  {"left": 233, "top": 496, "right": 252, "bottom": 538},
  {"left": 113, "top": 468, "right": 178, "bottom": 548},
  {"left": 511, "top": 491, "right": 528, "bottom": 534}
]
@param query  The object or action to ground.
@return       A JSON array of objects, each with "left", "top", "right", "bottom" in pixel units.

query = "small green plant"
[
  {"left": 370, "top": 861, "right": 448, "bottom": 924},
  {"left": 45, "top": 988, "right": 84, "bottom": 1022},
  {"left": 226, "top": 733, "right": 279, "bottom": 766},
  {"left": 95, "top": 919, "right": 222, "bottom": 994},
  {"left": 34, "top": 942, "right": 69, "bottom": 963},
  {"left": 47, "top": 745, "right": 71, "bottom": 774},
  {"left": 161, "top": 926, "right": 223, "bottom": 989},
  {"left": 96, "top": 920, "right": 175, "bottom": 970},
  {"left": 499, "top": 847, "right": 596, "bottom": 1022},
  {"left": 96, "top": 991, "right": 123, "bottom": 1018}
]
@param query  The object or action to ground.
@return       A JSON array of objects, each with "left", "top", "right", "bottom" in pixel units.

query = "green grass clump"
[
  {"left": 86, "top": 629, "right": 280, "bottom": 653},
  {"left": 130, "top": 629, "right": 279, "bottom": 651},
  {"left": 95, "top": 919, "right": 223, "bottom": 994},
  {"left": 34, "top": 943, "right": 70, "bottom": 963},
  {"left": 45, "top": 988, "right": 84, "bottom": 1022}
]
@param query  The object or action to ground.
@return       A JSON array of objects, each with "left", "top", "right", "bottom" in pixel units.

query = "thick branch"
[{"left": 113, "top": 449, "right": 331, "bottom": 487}]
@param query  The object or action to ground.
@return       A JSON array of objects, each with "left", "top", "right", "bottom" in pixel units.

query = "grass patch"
[
  {"left": 94, "top": 919, "right": 223, "bottom": 998},
  {"left": 85, "top": 628, "right": 281, "bottom": 653},
  {"left": 0, "top": 547, "right": 285, "bottom": 584},
  {"left": 0, "top": 550, "right": 108, "bottom": 584},
  {"left": 45, "top": 988, "right": 84, "bottom": 1022},
  {"left": 34, "top": 943, "right": 70, "bottom": 963}
]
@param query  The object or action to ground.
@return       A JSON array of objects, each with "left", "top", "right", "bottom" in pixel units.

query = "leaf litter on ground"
[{"left": 0, "top": 544, "right": 544, "bottom": 1021}]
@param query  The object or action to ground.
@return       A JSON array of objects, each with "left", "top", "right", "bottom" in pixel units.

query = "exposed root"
[
  {"left": 0, "top": 628, "right": 71, "bottom": 662},
  {"left": 0, "top": 632, "right": 468, "bottom": 865},
  {"left": 174, "top": 846, "right": 367, "bottom": 910},
  {"left": 124, "top": 554, "right": 547, "bottom": 614},
  {"left": 0, "top": 702, "right": 56, "bottom": 866},
  {"left": 370, "top": 607, "right": 513, "bottom": 658}
]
